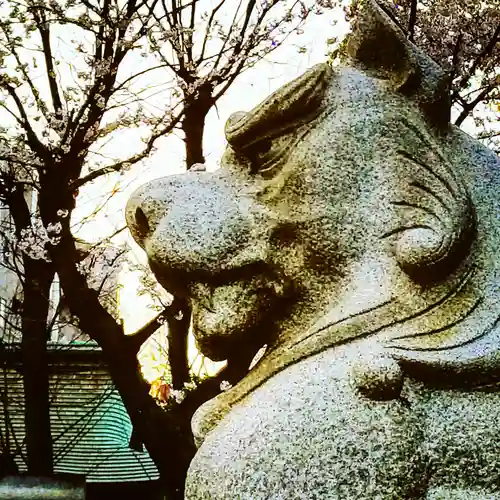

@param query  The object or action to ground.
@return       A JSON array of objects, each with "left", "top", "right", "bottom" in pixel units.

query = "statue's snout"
[{"left": 126, "top": 171, "right": 260, "bottom": 279}]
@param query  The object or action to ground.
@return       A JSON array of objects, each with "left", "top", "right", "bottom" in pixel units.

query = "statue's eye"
[
  {"left": 245, "top": 139, "right": 271, "bottom": 162},
  {"left": 254, "top": 139, "right": 272, "bottom": 155},
  {"left": 244, "top": 136, "right": 292, "bottom": 175}
]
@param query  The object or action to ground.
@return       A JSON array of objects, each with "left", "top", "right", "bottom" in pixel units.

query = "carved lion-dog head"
[{"left": 127, "top": 0, "right": 500, "bottom": 444}]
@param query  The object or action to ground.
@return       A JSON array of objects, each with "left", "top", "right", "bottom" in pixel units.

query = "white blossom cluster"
[
  {"left": 151, "top": 380, "right": 200, "bottom": 408},
  {"left": 170, "top": 389, "right": 186, "bottom": 404},
  {"left": 220, "top": 380, "right": 232, "bottom": 391},
  {"left": 15, "top": 218, "right": 60, "bottom": 262},
  {"left": 0, "top": 141, "right": 43, "bottom": 174},
  {"left": 92, "top": 57, "right": 114, "bottom": 78},
  {"left": 173, "top": 379, "right": 201, "bottom": 403},
  {"left": 46, "top": 111, "right": 69, "bottom": 135}
]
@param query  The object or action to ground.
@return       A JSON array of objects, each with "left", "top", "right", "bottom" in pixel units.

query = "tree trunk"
[
  {"left": 167, "top": 298, "right": 191, "bottom": 390},
  {"left": 21, "top": 258, "right": 55, "bottom": 476},
  {"left": 41, "top": 90, "right": 227, "bottom": 498},
  {"left": 182, "top": 91, "right": 212, "bottom": 167}
]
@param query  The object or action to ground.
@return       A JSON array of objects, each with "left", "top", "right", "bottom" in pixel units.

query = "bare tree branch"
[
  {"left": 198, "top": 0, "right": 227, "bottom": 64},
  {"left": 453, "top": 22, "right": 500, "bottom": 98},
  {"left": 477, "top": 130, "right": 500, "bottom": 140},
  {"left": 408, "top": 0, "right": 417, "bottom": 42},
  {"left": 111, "top": 63, "right": 170, "bottom": 94},
  {"left": 0, "top": 82, "right": 48, "bottom": 160},
  {"left": 186, "top": 0, "right": 196, "bottom": 63},
  {"left": 68, "top": 109, "right": 183, "bottom": 190},
  {"left": 30, "top": 6, "right": 63, "bottom": 115},
  {"left": 448, "top": 32, "right": 463, "bottom": 87},
  {"left": 0, "top": 24, "right": 49, "bottom": 119},
  {"left": 125, "top": 301, "right": 180, "bottom": 355},
  {"left": 212, "top": 0, "right": 246, "bottom": 71},
  {"left": 455, "top": 83, "right": 497, "bottom": 126}
]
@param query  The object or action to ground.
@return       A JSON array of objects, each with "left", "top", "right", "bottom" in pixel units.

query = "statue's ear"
[
  {"left": 345, "top": 0, "right": 417, "bottom": 89},
  {"left": 344, "top": 0, "right": 450, "bottom": 126}
]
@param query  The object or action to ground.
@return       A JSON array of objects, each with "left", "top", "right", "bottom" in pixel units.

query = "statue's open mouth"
[
  {"left": 150, "top": 262, "right": 281, "bottom": 361},
  {"left": 190, "top": 277, "right": 276, "bottom": 361}
]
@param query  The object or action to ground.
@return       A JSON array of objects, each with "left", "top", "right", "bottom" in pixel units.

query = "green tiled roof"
[{"left": 0, "top": 344, "right": 159, "bottom": 483}]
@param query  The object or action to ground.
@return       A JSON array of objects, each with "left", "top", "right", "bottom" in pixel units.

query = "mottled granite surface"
[{"left": 126, "top": 0, "right": 500, "bottom": 497}]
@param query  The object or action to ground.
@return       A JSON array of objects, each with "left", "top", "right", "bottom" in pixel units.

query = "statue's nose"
[
  {"left": 126, "top": 165, "right": 209, "bottom": 247},
  {"left": 126, "top": 177, "right": 174, "bottom": 250},
  {"left": 126, "top": 172, "right": 256, "bottom": 275}
]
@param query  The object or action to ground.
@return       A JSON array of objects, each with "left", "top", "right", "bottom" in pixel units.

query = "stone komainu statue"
[{"left": 126, "top": 1, "right": 500, "bottom": 498}]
